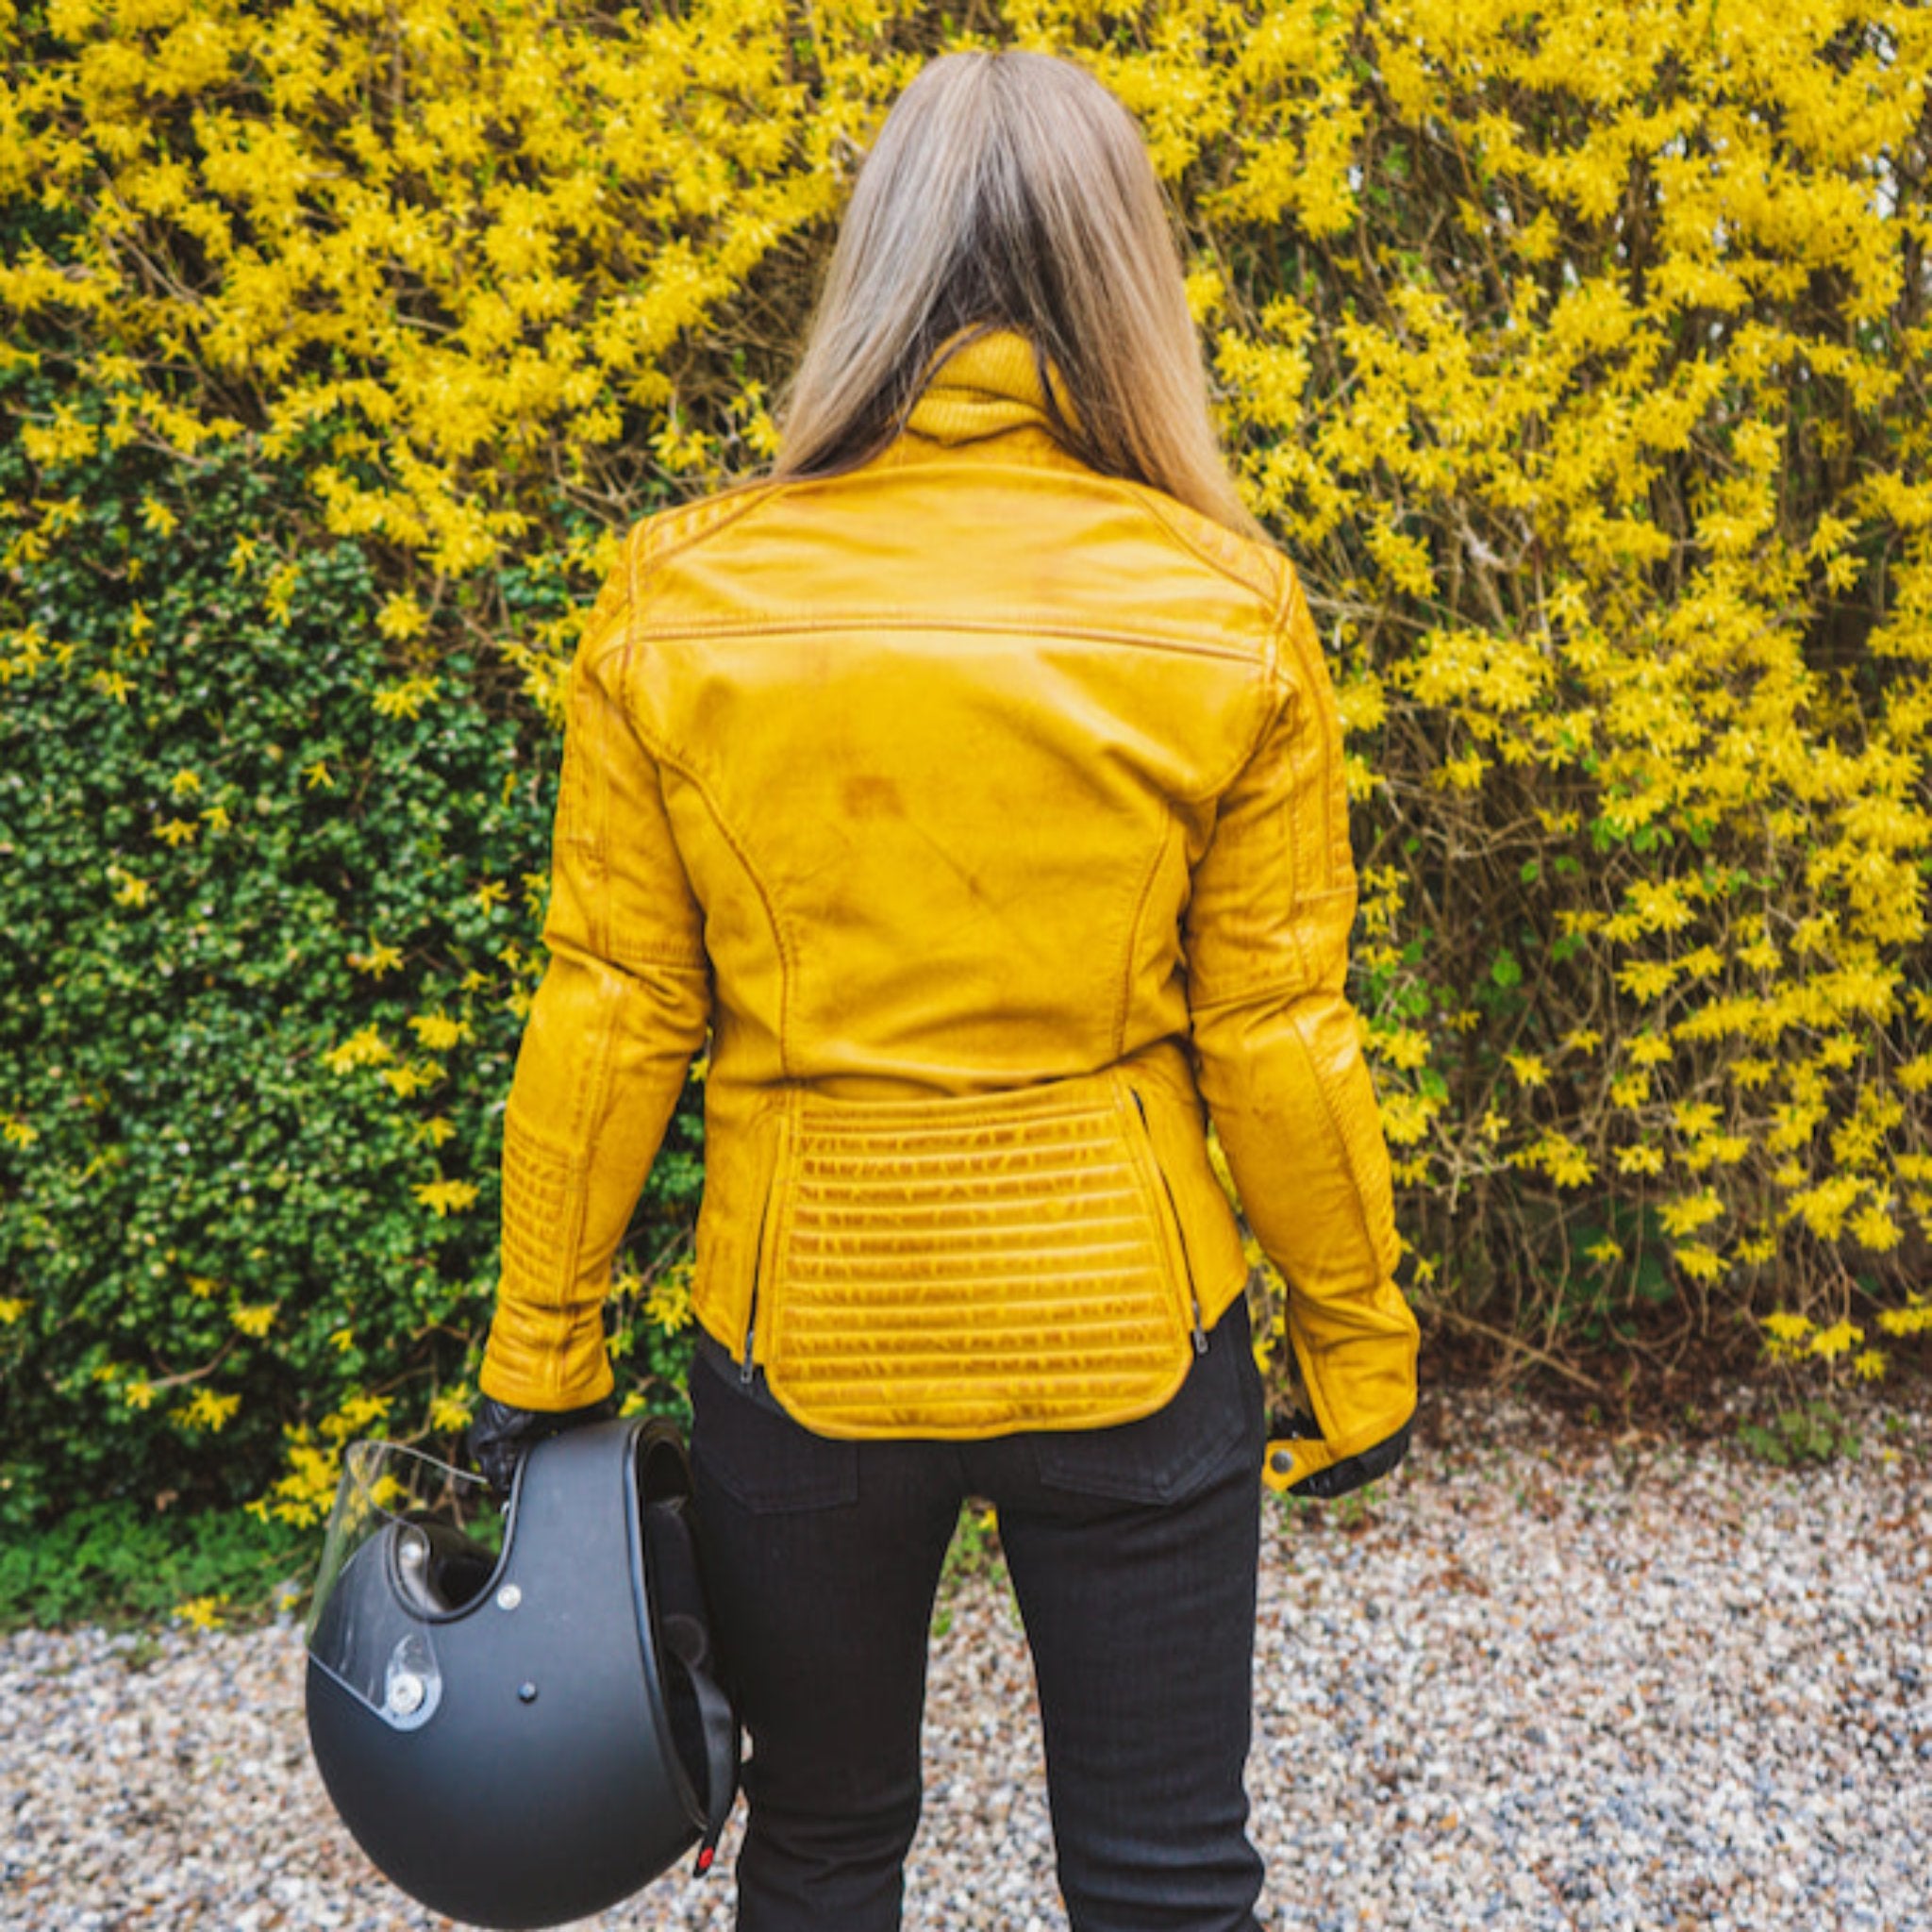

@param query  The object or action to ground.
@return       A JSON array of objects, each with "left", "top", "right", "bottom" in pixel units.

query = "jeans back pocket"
[
  {"left": 690, "top": 1345, "right": 860, "bottom": 1514},
  {"left": 1029, "top": 1297, "right": 1261, "bottom": 1506}
]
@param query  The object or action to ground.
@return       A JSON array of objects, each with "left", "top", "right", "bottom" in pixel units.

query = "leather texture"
[{"left": 479, "top": 325, "right": 1419, "bottom": 1467}]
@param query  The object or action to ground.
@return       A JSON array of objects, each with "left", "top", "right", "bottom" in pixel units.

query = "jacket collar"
[{"left": 905, "top": 326, "right": 1083, "bottom": 447}]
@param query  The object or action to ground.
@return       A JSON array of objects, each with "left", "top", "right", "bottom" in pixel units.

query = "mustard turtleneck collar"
[{"left": 904, "top": 326, "right": 1083, "bottom": 446}]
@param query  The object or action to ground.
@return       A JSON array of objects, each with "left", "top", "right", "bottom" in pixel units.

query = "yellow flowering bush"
[
  {"left": 1184, "top": 0, "right": 1932, "bottom": 1372},
  {"left": 4, "top": 0, "right": 1930, "bottom": 1515}
]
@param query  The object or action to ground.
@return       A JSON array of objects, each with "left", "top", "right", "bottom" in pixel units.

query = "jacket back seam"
[
  {"left": 625, "top": 715, "right": 796, "bottom": 1079},
  {"left": 1114, "top": 815, "right": 1174, "bottom": 1061},
  {"left": 609, "top": 611, "right": 1272, "bottom": 668},
  {"left": 625, "top": 517, "right": 796, "bottom": 1073}
]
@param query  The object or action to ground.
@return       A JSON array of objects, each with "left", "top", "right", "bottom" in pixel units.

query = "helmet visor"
[{"left": 306, "top": 1441, "right": 503, "bottom": 1732}]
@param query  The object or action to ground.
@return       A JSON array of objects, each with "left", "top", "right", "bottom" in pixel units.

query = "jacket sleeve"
[
  {"left": 479, "top": 558, "right": 711, "bottom": 1410},
  {"left": 1184, "top": 566, "right": 1418, "bottom": 1468}
]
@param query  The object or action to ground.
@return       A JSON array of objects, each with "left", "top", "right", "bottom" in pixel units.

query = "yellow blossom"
[
  {"left": 1851, "top": 1202, "right": 1901, "bottom": 1252},
  {"left": 374, "top": 675, "right": 441, "bottom": 720},
  {"left": 1658, "top": 1191, "right": 1724, "bottom": 1238},
  {"left": 413, "top": 1177, "right": 480, "bottom": 1217},
  {"left": 377, "top": 592, "right": 429, "bottom": 641},
  {"left": 1616, "top": 1144, "right": 1665, "bottom": 1176},
  {"left": 175, "top": 1388, "right": 242, "bottom": 1432},
  {"left": 1528, "top": 1134, "right": 1593, "bottom": 1188},
  {"left": 381, "top": 1060, "right": 443, "bottom": 1099},
  {"left": 1672, "top": 1243, "right": 1724, "bottom": 1283},
  {"left": 1808, "top": 1321, "right": 1865, "bottom": 1361},
  {"left": 408, "top": 1011, "right": 469, "bottom": 1051},
  {"left": 349, "top": 940, "right": 404, "bottom": 978},
  {"left": 1370, "top": 1025, "right": 1431, "bottom": 1070},
  {"left": 646, "top": 1274, "right": 694, "bottom": 1333},
  {"left": 325, "top": 1024, "right": 391, "bottom": 1074},
  {"left": 1616, "top": 959, "right": 1678, "bottom": 1002},
  {"left": 429, "top": 1385, "right": 475, "bottom": 1434}
]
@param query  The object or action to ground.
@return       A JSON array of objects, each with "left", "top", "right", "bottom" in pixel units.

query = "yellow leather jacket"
[{"left": 480, "top": 327, "right": 1418, "bottom": 1488}]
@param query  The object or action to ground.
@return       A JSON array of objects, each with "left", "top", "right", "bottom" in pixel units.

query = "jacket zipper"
[
  {"left": 742, "top": 1110, "right": 791, "bottom": 1384},
  {"left": 1130, "top": 1088, "right": 1208, "bottom": 1356},
  {"left": 741, "top": 1190, "right": 771, "bottom": 1387}
]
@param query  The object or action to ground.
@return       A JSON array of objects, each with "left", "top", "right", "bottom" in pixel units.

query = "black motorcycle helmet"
[{"left": 305, "top": 1417, "right": 737, "bottom": 1930}]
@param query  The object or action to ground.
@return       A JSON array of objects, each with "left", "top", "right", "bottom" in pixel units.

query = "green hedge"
[{"left": 0, "top": 374, "right": 701, "bottom": 1524}]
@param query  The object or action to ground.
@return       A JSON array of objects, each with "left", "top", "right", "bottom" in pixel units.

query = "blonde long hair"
[{"left": 772, "top": 51, "right": 1264, "bottom": 542}]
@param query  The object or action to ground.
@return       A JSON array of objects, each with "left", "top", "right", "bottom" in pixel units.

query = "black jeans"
[{"left": 689, "top": 1299, "right": 1269, "bottom": 1932}]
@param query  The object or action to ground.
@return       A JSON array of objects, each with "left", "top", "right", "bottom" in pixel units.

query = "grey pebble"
[{"left": 2, "top": 1391, "right": 1929, "bottom": 1931}]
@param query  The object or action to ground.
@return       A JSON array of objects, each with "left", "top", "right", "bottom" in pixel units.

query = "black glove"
[
  {"left": 1291, "top": 1418, "right": 1411, "bottom": 1498},
  {"left": 467, "top": 1393, "right": 615, "bottom": 1499},
  {"left": 1266, "top": 1411, "right": 1413, "bottom": 1499}
]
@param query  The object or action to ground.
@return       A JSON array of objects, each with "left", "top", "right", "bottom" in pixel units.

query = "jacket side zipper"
[
  {"left": 741, "top": 1190, "right": 771, "bottom": 1386},
  {"left": 1130, "top": 1088, "right": 1208, "bottom": 1355},
  {"left": 741, "top": 1111, "right": 789, "bottom": 1384}
]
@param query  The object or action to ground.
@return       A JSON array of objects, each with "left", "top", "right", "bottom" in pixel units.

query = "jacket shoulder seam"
[
  {"left": 641, "top": 479, "right": 789, "bottom": 574},
  {"left": 574, "top": 485, "right": 791, "bottom": 674},
  {"left": 1192, "top": 645, "right": 1291, "bottom": 809},
  {"left": 1104, "top": 479, "right": 1282, "bottom": 618}
]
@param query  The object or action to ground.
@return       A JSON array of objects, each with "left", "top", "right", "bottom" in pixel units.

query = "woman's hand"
[{"left": 467, "top": 1393, "right": 615, "bottom": 1499}]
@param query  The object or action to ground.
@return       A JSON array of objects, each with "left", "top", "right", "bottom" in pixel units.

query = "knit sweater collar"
[{"left": 904, "top": 326, "right": 1083, "bottom": 447}]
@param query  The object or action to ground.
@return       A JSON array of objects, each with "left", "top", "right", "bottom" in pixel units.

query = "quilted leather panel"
[
  {"left": 498, "top": 1107, "right": 584, "bottom": 1310},
  {"left": 760, "top": 1075, "right": 1196, "bottom": 1437}
]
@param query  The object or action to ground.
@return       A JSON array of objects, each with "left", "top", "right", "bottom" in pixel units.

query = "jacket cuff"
[{"left": 478, "top": 1324, "right": 617, "bottom": 1413}]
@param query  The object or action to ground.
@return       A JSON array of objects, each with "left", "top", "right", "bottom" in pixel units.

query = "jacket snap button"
[
  {"left": 517, "top": 1681, "right": 539, "bottom": 1704},
  {"left": 1270, "top": 1449, "right": 1295, "bottom": 1477}
]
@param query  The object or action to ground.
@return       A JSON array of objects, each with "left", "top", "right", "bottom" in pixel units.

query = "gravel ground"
[{"left": 3, "top": 1393, "right": 1928, "bottom": 1932}]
